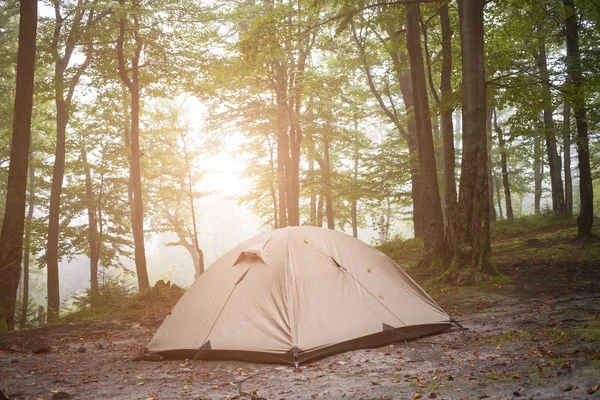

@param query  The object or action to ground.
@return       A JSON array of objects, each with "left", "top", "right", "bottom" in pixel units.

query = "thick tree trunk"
[
  {"left": 442, "top": 0, "right": 498, "bottom": 283},
  {"left": 393, "top": 54, "right": 423, "bottom": 239},
  {"left": 440, "top": 3, "right": 457, "bottom": 261},
  {"left": 563, "top": 1, "right": 593, "bottom": 236},
  {"left": 562, "top": 102, "right": 573, "bottom": 217},
  {"left": 405, "top": 4, "right": 445, "bottom": 267},
  {"left": 536, "top": 31, "right": 567, "bottom": 216},
  {"left": 0, "top": 0, "right": 37, "bottom": 331},
  {"left": 20, "top": 148, "right": 35, "bottom": 328},
  {"left": 494, "top": 111, "right": 514, "bottom": 220},
  {"left": 81, "top": 148, "right": 99, "bottom": 294},
  {"left": 534, "top": 134, "right": 543, "bottom": 214}
]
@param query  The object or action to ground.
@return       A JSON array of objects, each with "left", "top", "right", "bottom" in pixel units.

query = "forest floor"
[{"left": 1, "top": 225, "right": 599, "bottom": 400}]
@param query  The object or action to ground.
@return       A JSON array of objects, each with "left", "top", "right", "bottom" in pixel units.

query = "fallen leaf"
[
  {"left": 371, "top": 380, "right": 379, "bottom": 385},
  {"left": 413, "top": 394, "right": 422, "bottom": 399},
  {"left": 588, "top": 385, "right": 599, "bottom": 394}
]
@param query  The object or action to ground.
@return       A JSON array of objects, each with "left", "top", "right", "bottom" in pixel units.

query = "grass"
[
  {"left": 493, "top": 225, "right": 600, "bottom": 264},
  {"left": 490, "top": 214, "right": 576, "bottom": 241}
]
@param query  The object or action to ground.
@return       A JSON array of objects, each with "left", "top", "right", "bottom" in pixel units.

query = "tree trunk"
[
  {"left": 486, "top": 101, "right": 496, "bottom": 222},
  {"left": 309, "top": 160, "right": 316, "bottom": 226},
  {"left": 390, "top": 49, "right": 423, "bottom": 239},
  {"left": 536, "top": 30, "right": 567, "bottom": 217},
  {"left": 494, "top": 111, "right": 514, "bottom": 220},
  {"left": 20, "top": 147, "right": 35, "bottom": 328},
  {"left": 563, "top": 1, "right": 592, "bottom": 236},
  {"left": 0, "top": 0, "right": 37, "bottom": 330},
  {"left": 267, "top": 135, "right": 279, "bottom": 229},
  {"left": 275, "top": 75, "right": 288, "bottom": 229},
  {"left": 440, "top": 3, "right": 457, "bottom": 261},
  {"left": 81, "top": 148, "right": 99, "bottom": 294},
  {"left": 405, "top": 3, "right": 445, "bottom": 267},
  {"left": 323, "top": 133, "right": 334, "bottom": 230},
  {"left": 46, "top": 101, "right": 68, "bottom": 323},
  {"left": 317, "top": 192, "right": 324, "bottom": 227},
  {"left": 117, "top": 4, "right": 149, "bottom": 291},
  {"left": 351, "top": 139, "right": 359, "bottom": 238},
  {"left": 562, "top": 102, "right": 573, "bottom": 217},
  {"left": 494, "top": 173, "right": 503, "bottom": 220},
  {"left": 442, "top": 0, "right": 498, "bottom": 283},
  {"left": 534, "top": 134, "right": 543, "bottom": 214}
]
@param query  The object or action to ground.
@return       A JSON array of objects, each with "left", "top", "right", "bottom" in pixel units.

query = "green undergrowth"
[
  {"left": 60, "top": 280, "right": 184, "bottom": 323},
  {"left": 490, "top": 214, "right": 576, "bottom": 241},
  {"left": 493, "top": 225, "right": 600, "bottom": 264}
]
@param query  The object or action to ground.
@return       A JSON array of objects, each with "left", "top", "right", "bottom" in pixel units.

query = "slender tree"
[
  {"left": 0, "top": 0, "right": 37, "bottom": 330},
  {"left": 563, "top": 0, "right": 593, "bottom": 237},
  {"left": 562, "top": 101, "right": 573, "bottom": 217},
  {"left": 535, "top": 23, "right": 567, "bottom": 216},
  {"left": 116, "top": 0, "right": 149, "bottom": 291},
  {"left": 494, "top": 110, "right": 514, "bottom": 220},
  {"left": 46, "top": 1, "right": 95, "bottom": 321}
]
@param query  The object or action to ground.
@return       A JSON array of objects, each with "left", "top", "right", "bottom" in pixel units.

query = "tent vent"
[{"left": 234, "top": 250, "right": 266, "bottom": 265}]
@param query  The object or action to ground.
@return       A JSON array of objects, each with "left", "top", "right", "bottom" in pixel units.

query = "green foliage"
[{"left": 62, "top": 277, "right": 184, "bottom": 323}]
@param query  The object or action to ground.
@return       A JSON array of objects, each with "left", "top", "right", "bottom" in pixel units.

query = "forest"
[{"left": 0, "top": 0, "right": 599, "bottom": 398}]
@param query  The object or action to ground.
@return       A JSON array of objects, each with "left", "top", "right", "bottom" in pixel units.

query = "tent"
[{"left": 147, "top": 226, "right": 451, "bottom": 365}]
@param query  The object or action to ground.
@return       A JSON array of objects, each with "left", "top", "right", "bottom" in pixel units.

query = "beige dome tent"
[{"left": 147, "top": 226, "right": 451, "bottom": 366}]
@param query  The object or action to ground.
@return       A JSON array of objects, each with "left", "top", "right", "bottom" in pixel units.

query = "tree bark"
[
  {"left": 81, "top": 148, "right": 99, "bottom": 294},
  {"left": 117, "top": 2, "right": 149, "bottom": 291},
  {"left": 486, "top": 101, "right": 496, "bottom": 222},
  {"left": 494, "top": 110, "right": 514, "bottom": 220},
  {"left": 20, "top": 146, "right": 35, "bottom": 328},
  {"left": 494, "top": 172, "right": 503, "bottom": 220},
  {"left": 563, "top": 0, "right": 592, "bottom": 236},
  {"left": 0, "top": 0, "right": 37, "bottom": 331},
  {"left": 536, "top": 29, "right": 567, "bottom": 217},
  {"left": 405, "top": 3, "right": 445, "bottom": 267},
  {"left": 351, "top": 137, "right": 359, "bottom": 238},
  {"left": 442, "top": 0, "right": 498, "bottom": 282},
  {"left": 47, "top": 2, "right": 93, "bottom": 321},
  {"left": 389, "top": 41, "right": 423, "bottom": 239},
  {"left": 562, "top": 102, "right": 573, "bottom": 217},
  {"left": 534, "top": 134, "right": 543, "bottom": 214},
  {"left": 440, "top": 3, "right": 457, "bottom": 261},
  {"left": 323, "top": 132, "right": 334, "bottom": 230}
]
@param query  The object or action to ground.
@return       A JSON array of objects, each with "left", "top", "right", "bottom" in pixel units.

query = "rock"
[
  {"left": 32, "top": 344, "right": 51, "bottom": 354},
  {"left": 10, "top": 359, "right": 18, "bottom": 364},
  {"left": 78, "top": 346, "right": 86, "bottom": 353},
  {"left": 51, "top": 391, "right": 72, "bottom": 399},
  {"left": 133, "top": 353, "right": 163, "bottom": 361},
  {"left": 525, "top": 238, "right": 540, "bottom": 246},
  {"left": 95, "top": 343, "right": 104, "bottom": 350}
]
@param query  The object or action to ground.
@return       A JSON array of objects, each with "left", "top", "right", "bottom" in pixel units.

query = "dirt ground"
[{"left": 1, "top": 240, "right": 599, "bottom": 399}]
